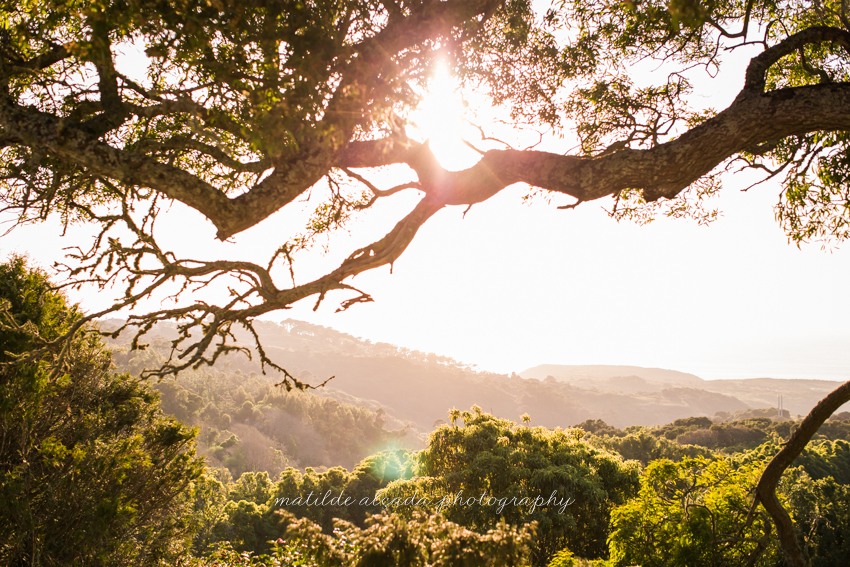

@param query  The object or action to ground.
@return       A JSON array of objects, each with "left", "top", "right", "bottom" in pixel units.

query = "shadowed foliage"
[{"left": 0, "top": 257, "right": 203, "bottom": 566}]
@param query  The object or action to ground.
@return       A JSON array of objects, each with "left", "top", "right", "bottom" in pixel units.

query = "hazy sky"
[{"left": 2, "top": 33, "right": 849, "bottom": 382}]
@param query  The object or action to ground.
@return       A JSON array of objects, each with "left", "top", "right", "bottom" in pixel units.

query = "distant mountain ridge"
[
  {"left": 519, "top": 364, "right": 847, "bottom": 420},
  {"left": 107, "top": 319, "right": 850, "bottom": 432},
  {"left": 235, "top": 321, "right": 850, "bottom": 430},
  {"left": 520, "top": 364, "right": 705, "bottom": 386}
]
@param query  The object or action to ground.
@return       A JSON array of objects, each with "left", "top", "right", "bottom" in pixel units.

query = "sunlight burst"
[{"left": 409, "top": 63, "right": 480, "bottom": 171}]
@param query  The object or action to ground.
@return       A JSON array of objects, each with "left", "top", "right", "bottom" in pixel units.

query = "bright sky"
[{"left": 2, "top": 29, "right": 849, "bottom": 383}]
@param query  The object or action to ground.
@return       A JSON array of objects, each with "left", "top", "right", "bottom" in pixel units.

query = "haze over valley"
[{"left": 108, "top": 318, "right": 850, "bottom": 477}]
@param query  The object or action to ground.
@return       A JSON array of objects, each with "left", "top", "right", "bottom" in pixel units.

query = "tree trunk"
[{"left": 752, "top": 380, "right": 850, "bottom": 567}]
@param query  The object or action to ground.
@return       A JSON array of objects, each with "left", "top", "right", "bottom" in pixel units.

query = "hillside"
[
  {"left": 238, "top": 321, "right": 848, "bottom": 429},
  {"left": 107, "top": 319, "right": 849, "bottom": 447},
  {"left": 219, "top": 322, "right": 743, "bottom": 429}
]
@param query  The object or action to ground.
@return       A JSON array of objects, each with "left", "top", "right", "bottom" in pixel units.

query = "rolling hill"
[{"left": 108, "top": 318, "right": 849, "bottom": 435}]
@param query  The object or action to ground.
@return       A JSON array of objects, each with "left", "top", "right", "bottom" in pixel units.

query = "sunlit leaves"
[
  {"left": 781, "top": 467, "right": 850, "bottom": 565},
  {"left": 611, "top": 172, "right": 722, "bottom": 226},
  {"left": 458, "top": 0, "right": 573, "bottom": 126},
  {"left": 767, "top": 131, "right": 850, "bottom": 244},
  {"left": 542, "top": 0, "right": 850, "bottom": 243},
  {"left": 280, "top": 510, "right": 534, "bottom": 567},
  {"left": 567, "top": 74, "right": 693, "bottom": 154},
  {"left": 305, "top": 171, "right": 372, "bottom": 237},
  {"left": 377, "top": 408, "right": 639, "bottom": 565},
  {"left": 609, "top": 457, "right": 784, "bottom": 567}
]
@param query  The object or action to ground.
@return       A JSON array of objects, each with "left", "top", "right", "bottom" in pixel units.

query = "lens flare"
[{"left": 409, "top": 63, "right": 479, "bottom": 171}]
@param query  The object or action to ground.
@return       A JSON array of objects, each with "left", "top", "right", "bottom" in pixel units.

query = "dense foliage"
[
  {"left": 587, "top": 428, "right": 714, "bottom": 466},
  {"left": 605, "top": 440, "right": 850, "bottom": 567},
  {"left": 184, "top": 450, "right": 413, "bottom": 556},
  {"left": 781, "top": 469, "right": 850, "bottom": 567},
  {"left": 0, "top": 257, "right": 203, "bottom": 566},
  {"left": 181, "top": 511, "right": 534, "bottom": 567},
  {"left": 579, "top": 415, "right": 850, "bottom": 465},
  {"left": 377, "top": 407, "right": 639, "bottom": 566},
  {"left": 177, "top": 407, "right": 850, "bottom": 567},
  {"left": 608, "top": 457, "right": 782, "bottom": 567}
]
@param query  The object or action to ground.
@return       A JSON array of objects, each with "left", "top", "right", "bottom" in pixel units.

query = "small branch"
[
  {"left": 335, "top": 283, "right": 374, "bottom": 312},
  {"left": 4, "top": 42, "right": 70, "bottom": 72},
  {"left": 116, "top": 72, "right": 164, "bottom": 102},
  {"left": 466, "top": 120, "right": 517, "bottom": 150},
  {"left": 461, "top": 138, "right": 486, "bottom": 155},
  {"left": 130, "top": 98, "right": 255, "bottom": 145},
  {"left": 341, "top": 167, "right": 420, "bottom": 198},
  {"left": 708, "top": 0, "right": 755, "bottom": 39},
  {"left": 797, "top": 47, "right": 832, "bottom": 83},
  {"left": 135, "top": 136, "right": 270, "bottom": 173},
  {"left": 557, "top": 198, "right": 584, "bottom": 210}
]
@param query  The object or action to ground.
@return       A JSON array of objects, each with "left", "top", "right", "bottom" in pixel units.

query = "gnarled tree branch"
[
  {"left": 747, "top": 380, "right": 850, "bottom": 567},
  {"left": 4, "top": 7, "right": 850, "bottom": 392}
]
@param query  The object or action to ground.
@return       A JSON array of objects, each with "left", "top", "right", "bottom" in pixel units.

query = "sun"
[{"left": 409, "top": 63, "right": 482, "bottom": 171}]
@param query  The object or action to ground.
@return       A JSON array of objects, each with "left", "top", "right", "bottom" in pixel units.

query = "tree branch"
[
  {"left": 7, "top": 16, "right": 850, "bottom": 384},
  {"left": 129, "top": 98, "right": 253, "bottom": 146},
  {"left": 743, "top": 26, "right": 850, "bottom": 93},
  {"left": 7, "top": 79, "right": 850, "bottom": 241},
  {"left": 2, "top": 42, "right": 71, "bottom": 72},
  {"left": 0, "top": 98, "right": 237, "bottom": 235},
  {"left": 338, "top": 136, "right": 415, "bottom": 168},
  {"left": 79, "top": 20, "right": 131, "bottom": 137},
  {"left": 748, "top": 380, "right": 850, "bottom": 567},
  {"left": 134, "top": 136, "right": 271, "bottom": 173},
  {"left": 399, "top": 83, "right": 850, "bottom": 206}
]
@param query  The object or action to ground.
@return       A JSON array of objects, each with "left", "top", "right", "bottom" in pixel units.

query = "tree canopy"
[
  {"left": 0, "top": 257, "right": 203, "bottom": 566},
  {"left": 3, "top": 0, "right": 850, "bottom": 377},
  {"left": 377, "top": 407, "right": 639, "bottom": 565},
  {"left": 608, "top": 456, "right": 783, "bottom": 567}
]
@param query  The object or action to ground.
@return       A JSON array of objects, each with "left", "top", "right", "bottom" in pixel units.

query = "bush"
[{"left": 282, "top": 510, "right": 534, "bottom": 567}]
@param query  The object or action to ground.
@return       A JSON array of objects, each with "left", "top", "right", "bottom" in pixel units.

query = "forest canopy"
[{"left": 2, "top": 0, "right": 850, "bottom": 377}]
